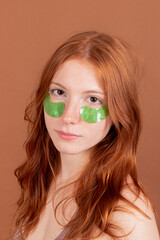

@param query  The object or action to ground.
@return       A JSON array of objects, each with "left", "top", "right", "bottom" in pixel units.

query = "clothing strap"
[{"left": 55, "top": 226, "right": 69, "bottom": 240}]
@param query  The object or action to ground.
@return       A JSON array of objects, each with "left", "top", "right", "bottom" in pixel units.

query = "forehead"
[{"left": 51, "top": 59, "right": 104, "bottom": 92}]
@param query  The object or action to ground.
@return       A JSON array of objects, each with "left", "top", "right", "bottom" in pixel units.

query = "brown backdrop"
[{"left": 0, "top": 0, "right": 160, "bottom": 238}]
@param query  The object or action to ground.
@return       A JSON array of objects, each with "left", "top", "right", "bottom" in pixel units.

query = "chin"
[
  {"left": 53, "top": 143, "right": 79, "bottom": 154},
  {"left": 53, "top": 142, "right": 90, "bottom": 156}
]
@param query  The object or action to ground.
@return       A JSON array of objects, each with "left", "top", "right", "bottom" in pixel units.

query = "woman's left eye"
[{"left": 88, "top": 96, "right": 102, "bottom": 104}]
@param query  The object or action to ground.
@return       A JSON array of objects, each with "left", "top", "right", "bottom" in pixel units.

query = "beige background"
[{"left": 0, "top": 0, "right": 160, "bottom": 239}]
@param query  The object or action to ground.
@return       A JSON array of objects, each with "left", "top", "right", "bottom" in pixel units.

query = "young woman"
[{"left": 13, "top": 31, "right": 159, "bottom": 240}]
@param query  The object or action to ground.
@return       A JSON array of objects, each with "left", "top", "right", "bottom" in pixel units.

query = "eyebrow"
[{"left": 50, "top": 82, "right": 105, "bottom": 95}]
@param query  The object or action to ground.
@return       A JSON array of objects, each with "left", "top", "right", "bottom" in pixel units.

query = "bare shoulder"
[
  {"left": 93, "top": 176, "right": 159, "bottom": 240},
  {"left": 107, "top": 177, "right": 160, "bottom": 240}
]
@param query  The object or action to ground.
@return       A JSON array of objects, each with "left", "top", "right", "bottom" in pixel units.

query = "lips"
[
  {"left": 55, "top": 130, "right": 81, "bottom": 140},
  {"left": 56, "top": 130, "right": 80, "bottom": 137}
]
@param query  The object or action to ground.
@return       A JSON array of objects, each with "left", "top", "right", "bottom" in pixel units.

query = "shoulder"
[
  {"left": 107, "top": 177, "right": 160, "bottom": 240},
  {"left": 97, "top": 177, "right": 160, "bottom": 240}
]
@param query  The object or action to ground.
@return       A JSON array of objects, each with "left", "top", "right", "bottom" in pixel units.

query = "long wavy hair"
[{"left": 13, "top": 31, "right": 154, "bottom": 239}]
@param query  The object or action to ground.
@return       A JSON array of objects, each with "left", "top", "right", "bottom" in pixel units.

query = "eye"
[
  {"left": 50, "top": 89, "right": 65, "bottom": 96},
  {"left": 88, "top": 96, "right": 102, "bottom": 104}
]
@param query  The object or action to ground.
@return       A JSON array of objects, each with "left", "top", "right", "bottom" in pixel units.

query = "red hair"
[{"left": 13, "top": 31, "right": 154, "bottom": 239}]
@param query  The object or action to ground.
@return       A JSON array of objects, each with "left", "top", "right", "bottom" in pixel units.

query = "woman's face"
[{"left": 44, "top": 59, "right": 112, "bottom": 155}]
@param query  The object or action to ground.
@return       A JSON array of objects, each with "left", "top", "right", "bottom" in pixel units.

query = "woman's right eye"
[{"left": 50, "top": 89, "right": 65, "bottom": 96}]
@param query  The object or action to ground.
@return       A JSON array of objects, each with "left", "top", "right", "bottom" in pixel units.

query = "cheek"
[
  {"left": 88, "top": 116, "right": 111, "bottom": 133},
  {"left": 44, "top": 111, "right": 57, "bottom": 132}
]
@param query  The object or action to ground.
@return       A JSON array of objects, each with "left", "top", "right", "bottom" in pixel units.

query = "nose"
[{"left": 62, "top": 100, "right": 81, "bottom": 125}]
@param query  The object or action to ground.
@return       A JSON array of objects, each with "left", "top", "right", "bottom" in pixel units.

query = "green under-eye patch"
[
  {"left": 43, "top": 93, "right": 65, "bottom": 117},
  {"left": 80, "top": 104, "right": 109, "bottom": 123},
  {"left": 43, "top": 93, "right": 109, "bottom": 123}
]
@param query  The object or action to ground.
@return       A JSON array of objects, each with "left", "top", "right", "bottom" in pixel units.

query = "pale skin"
[{"left": 29, "top": 59, "right": 159, "bottom": 239}]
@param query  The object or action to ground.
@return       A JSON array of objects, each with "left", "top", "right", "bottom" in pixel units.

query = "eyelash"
[{"left": 49, "top": 89, "right": 103, "bottom": 104}]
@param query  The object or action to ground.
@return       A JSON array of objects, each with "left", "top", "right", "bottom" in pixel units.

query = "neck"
[{"left": 57, "top": 150, "right": 90, "bottom": 184}]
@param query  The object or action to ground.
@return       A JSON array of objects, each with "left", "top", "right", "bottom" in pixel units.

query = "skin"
[{"left": 41, "top": 59, "right": 160, "bottom": 240}]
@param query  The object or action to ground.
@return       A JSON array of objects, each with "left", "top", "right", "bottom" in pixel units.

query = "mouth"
[
  {"left": 55, "top": 130, "right": 81, "bottom": 140},
  {"left": 56, "top": 130, "right": 81, "bottom": 136}
]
